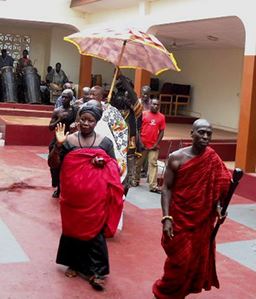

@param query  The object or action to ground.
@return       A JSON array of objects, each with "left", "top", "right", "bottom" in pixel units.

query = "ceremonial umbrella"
[{"left": 64, "top": 26, "right": 180, "bottom": 101}]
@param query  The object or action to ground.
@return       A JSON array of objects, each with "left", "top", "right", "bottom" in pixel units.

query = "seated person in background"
[
  {"left": 48, "top": 63, "right": 69, "bottom": 104},
  {"left": 45, "top": 66, "right": 53, "bottom": 84},
  {"left": 74, "top": 86, "right": 91, "bottom": 107},
  {"left": 16, "top": 49, "right": 32, "bottom": 75},
  {"left": 0, "top": 49, "right": 14, "bottom": 69},
  {"left": 55, "top": 82, "right": 76, "bottom": 108},
  {"left": 48, "top": 62, "right": 68, "bottom": 92},
  {"left": 40, "top": 66, "right": 53, "bottom": 105}
]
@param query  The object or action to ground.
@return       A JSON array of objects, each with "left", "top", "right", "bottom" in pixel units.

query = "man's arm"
[
  {"left": 161, "top": 153, "right": 180, "bottom": 239},
  {"left": 47, "top": 69, "right": 54, "bottom": 83},
  {"left": 49, "top": 110, "right": 61, "bottom": 131},
  {"left": 62, "top": 70, "right": 68, "bottom": 84},
  {"left": 150, "top": 129, "right": 164, "bottom": 150}
]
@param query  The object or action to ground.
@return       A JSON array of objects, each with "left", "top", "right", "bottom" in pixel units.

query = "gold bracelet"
[{"left": 161, "top": 216, "right": 173, "bottom": 223}]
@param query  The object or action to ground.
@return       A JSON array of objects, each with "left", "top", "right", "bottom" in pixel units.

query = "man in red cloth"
[{"left": 152, "top": 119, "right": 231, "bottom": 299}]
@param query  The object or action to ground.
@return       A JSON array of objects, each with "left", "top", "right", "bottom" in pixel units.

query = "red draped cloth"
[
  {"left": 60, "top": 148, "right": 124, "bottom": 240},
  {"left": 153, "top": 147, "right": 231, "bottom": 299}
]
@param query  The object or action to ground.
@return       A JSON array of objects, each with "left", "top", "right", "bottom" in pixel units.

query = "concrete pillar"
[
  {"left": 134, "top": 69, "right": 151, "bottom": 98},
  {"left": 78, "top": 55, "right": 92, "bottom": 97},
  {"left": 235, "top": 55, "right": 256, "bottom": 172}
]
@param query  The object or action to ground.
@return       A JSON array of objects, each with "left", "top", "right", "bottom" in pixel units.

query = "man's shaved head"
[
  {"left": 192, "top": 119, "right": 212, "bottom": 131},
  {"left": 89, "top": 85, "right": 104, "bottom": 101},
  {"left": 190, "top": 118, "right": 212, "bottom": 151},
  {"left": 82, "top": 86, "right": 91, "bottom": 96}
]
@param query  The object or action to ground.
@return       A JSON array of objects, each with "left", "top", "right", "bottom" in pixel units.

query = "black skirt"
[{"left": 56, "top": 231, "right": 109, "bottom": 277}]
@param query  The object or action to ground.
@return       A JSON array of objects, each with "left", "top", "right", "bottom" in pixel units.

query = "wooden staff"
[
  {"left": 107, "top": 40, "right": 127, "bottom": 103},
  {"left": 211, "top": 168, "right": 243, "bottom": 241}
]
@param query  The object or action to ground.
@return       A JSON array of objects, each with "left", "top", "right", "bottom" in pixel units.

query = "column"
[
  {"left": 134, "top": 69, "right": 151, "bottom": 98},
  {"left": 235, "top": 55, "right": 256, "bottom": 172},
  {"left": 78, "top": 55, "right": 92, "bottom": 97}
]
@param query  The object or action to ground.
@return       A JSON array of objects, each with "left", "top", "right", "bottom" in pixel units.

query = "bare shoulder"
[
  {"left": 53, "top": 107, "right": 63, "bottom": 115},
  {"left": 66, "top": 132, "right": 78, "bottom": 144},
  {"left": 167, "top": 149, "right": 183, "bottom": 171},
  {"left": 95, "top": 132, "right": 105, "bottom": 143},
  {"left": 168, "top": 147, "right": 190, "bottom": 170},
  {"left": 75, "top": 99, "right": 83, "bottom": 105}
]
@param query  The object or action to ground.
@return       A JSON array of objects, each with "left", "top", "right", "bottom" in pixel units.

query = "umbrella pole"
[{"left": 107, "top": 40, "right": 127, "bottom": 103}]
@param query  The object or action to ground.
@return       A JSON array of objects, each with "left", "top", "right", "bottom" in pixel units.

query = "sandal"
[
  {"left": 52, "top": 189, "right": 60, "bottom": 198},
  {"left": 131, "top": 181, "right": 139, "bottom": 187},
  {"left": 65, "top": 267, "right": 77, "bottom": 278},
  {"left": 150, "top": 188, "right": 162, "bottom": 194},
  {"left": 89, "top": 275, "right": 105, "bottom": 291}
]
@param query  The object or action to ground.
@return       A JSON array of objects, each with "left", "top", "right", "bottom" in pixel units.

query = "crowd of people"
[
  {"left": 46, "top": 68, "right": 232, "bottom": 298},
  {"left": 0, "top": 49, "right": 233, "bottom": 296}
]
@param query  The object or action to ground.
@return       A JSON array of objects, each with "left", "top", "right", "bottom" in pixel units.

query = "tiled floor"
[{"left": 0, "top": 146, "right": 255, "bottom": 299}]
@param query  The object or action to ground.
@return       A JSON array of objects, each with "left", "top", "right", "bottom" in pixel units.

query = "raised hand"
[{"left": 55, "top": 123, "right": 69, "bottom": 145}]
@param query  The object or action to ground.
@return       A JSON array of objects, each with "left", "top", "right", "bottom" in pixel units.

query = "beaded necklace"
[{"left": 78, "top": 131, "right": 96, "bottom": 148}]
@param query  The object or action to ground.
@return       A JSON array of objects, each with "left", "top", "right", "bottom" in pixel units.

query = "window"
[{"left": 0, "top": 33, "right": 31, "bottom": 66}]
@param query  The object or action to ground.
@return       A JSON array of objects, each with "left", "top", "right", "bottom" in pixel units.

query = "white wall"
[
  {"left": 0, "top": 0, "right": 86, "bottom": 31},
  {"left": 157, "top": 48, "right": 244, "bottom": 131},
  {"left": 0, "top": 23, "right": 51, "bottom": 77},
  {"left": 92, "top": 58, "right": 135, "bottom": 87},
  {"left": 49, "top": 27, "right": 80, "bottom": 83}
]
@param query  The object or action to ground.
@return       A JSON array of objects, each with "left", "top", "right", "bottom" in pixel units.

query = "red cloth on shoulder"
[
  {"left": 60, "top": 148, "right": 124, "bottom": 240},
  {"left": 171, "top": 146, "right": 231, "bottom": 232},
  {"left": 153, "top": 147, "right": 231, "bottom": 299}
]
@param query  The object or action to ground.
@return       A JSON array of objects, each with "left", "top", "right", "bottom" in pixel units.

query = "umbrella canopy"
[{"left": 64, "top": 27, "right": 180, "bottom": 75}]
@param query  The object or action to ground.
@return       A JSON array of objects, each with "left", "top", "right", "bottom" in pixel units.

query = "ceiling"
[
  {"left": 0, "top": 18, "right": 77, "bottom": 31},
  {"left": 151, "top": 17, "right": 245, "bottom": 50},
  {"left": 71, "top": 0, "right": 142, "bottom": 13}
]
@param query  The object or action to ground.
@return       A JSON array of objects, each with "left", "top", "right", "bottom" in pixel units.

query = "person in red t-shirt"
[{"left": 132, "top": 98, "right": 166, "bottom": 193}]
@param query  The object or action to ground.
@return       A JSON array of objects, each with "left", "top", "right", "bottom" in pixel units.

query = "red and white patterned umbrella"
[
  {"left": 64, "top": 27, "right": 180, "bottom": 75},
  {"left": 64, "top": 26, "right": 180, "bottom": 100}
]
